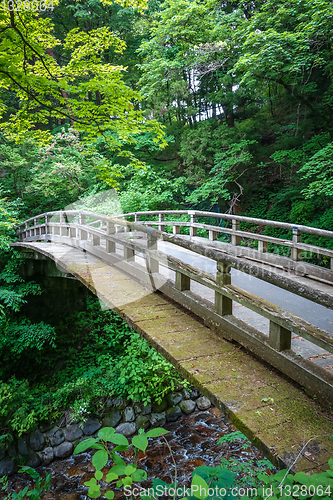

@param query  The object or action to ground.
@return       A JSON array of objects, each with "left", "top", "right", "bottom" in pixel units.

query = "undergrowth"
[{"left": 0, "top": 296, "right": 187, "bottom": 437}]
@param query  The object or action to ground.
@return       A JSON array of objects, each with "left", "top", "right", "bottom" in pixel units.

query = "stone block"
[
  {"left": 112, "top": 398, "right": 127, "bottom": 409},
  {"left": 45, "top": 427, "right": 65, "bottom": 446},
  {"left": 38, "top": 446, "right": 54, "bottom": 465},
  {"left": 124, "top": 407, "right": 135, "bottom": 423},
  {"left": 179, "top": 399, "right": 196, "bottom": 415},
  {"left": 64, "top": 423, "right": 83, "bottom": 442},
  {"left": 190, "top": 388, "right": 200, "bottom": 399},
  {"left": 197, "top": 396, "right": 211, "bottom": 410},
  {"left": 54, "top": 441, "right": 73, "bottom": 459},
  {"left": 0, "top": 460, "right": 15, "bottom": 478},
  {"left": 166, "top": 405, "right": 182, "bottom": 422},
  {"left": 102, "top": 409, "right": 122, "bottom": 429},
  {"left": 115, "top": 423, "right": 136, "bottom": 437},
  {"left": 142, "top": 403, "right": 152, "bottom": 416},
  {"left": 150, "top": 412, "right": 166, "bottom": 428},
  {"left": 133, "top": 403, "right": 141, "bottom": 414},
  {"left": 135, "top": 415, "right": 150, "bottom": 430},
  {"left": 26, "top": 452, "right": 41, "bottom": 468},
  {"left": 166, "top": 392, "right": 182, "bottom": 407},
  {"left": 18, "top": 436, "right": 30, "bottom": 456},
  {"left": 29, "top": 430, "right": 45, "bottom": 452},
  {"left": 83, "top": 418, "right": 102, "bottom": 436}
]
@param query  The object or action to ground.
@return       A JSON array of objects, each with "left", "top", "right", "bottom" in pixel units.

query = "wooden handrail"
[
  {"left": 19, "top": 209, "right": 333, "bottom": 238},
  {"left": 18, "top": 210, "right": 333, "bottom": 274}
]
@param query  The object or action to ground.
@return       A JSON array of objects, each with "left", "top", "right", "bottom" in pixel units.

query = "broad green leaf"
[
  {"left": 132, "top": 469, "right": 147, "bottom": 482},
  {"left": 106, "top": 472, "right": 118, "bottom": 482},
  {"left": 88, "top": 484, "right": 101, "bottom": 499},
  {"left": 125, "top": 465, "right": 137, "bottom": 475},
  {"left": 146, "top": 428, "right": 169, "bottom": 438},
  {"left": 113, "top": 453, "right": 126, "bottom": 466},
  {"left": 122, "top": 476, "right": 132, "bottom": 486},
  {"left": 74, "top": 438, "right": 100, "bottom": 455},
  {"left": 113, "top": 445, "right": 128, "bottom": 451},
  {"left": 191, "top": 474, "right": 209, "bottom": 500},
  {"left": 18, "top": 466, "right": 39, "bottom": 479},
  {"left": 132, "top": 434, "right": 148, "bottom": 453},
  {"left": 105, "top": 492, "right": 115, "bottom": 500},
  {"left": 98, "top": 427, "right": 115, "bottom": 441},
  {"left": 110, "top": 464, "right": 126, "bottom": 475},
  {"left": 84, "top": 478, "right": 98, "bottom": 487},
  {"left": 92, "top": 449, "right": 108, "bottom": 471},
  {"left": 95, "top": 470, "right": 103, "bottom": 481},
  {"left": 108, "top": 434, "right": 129, "bottom": 446}
]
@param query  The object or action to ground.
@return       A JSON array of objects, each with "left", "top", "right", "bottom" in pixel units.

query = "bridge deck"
[{"left": 16, "top": 241, "right": 333, "bottom": 474}]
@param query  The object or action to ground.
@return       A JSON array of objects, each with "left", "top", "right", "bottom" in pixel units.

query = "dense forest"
[{"left": 1, "top": 0, "right": 333, "bottom": 485}]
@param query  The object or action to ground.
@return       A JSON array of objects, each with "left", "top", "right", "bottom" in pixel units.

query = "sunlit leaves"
[{"left": 0, "top": 4, "right": 164, "bottom": 150}]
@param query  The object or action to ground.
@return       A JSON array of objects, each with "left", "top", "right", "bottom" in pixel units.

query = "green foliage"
[
  {"left": 0, "top": 253, "right": 41, "bottom": 316},
  {"left": 218, "top": 431, "right": 251, "bottom": 449},
  {"left": 0, "top": 466, "right": 51, "bottom": 500},
  {"left": 0, "top": 320, "right": 56, "bottom": 355},
  {"left": 253, "top": 460, "right": 333, "bottom": 500},
  {"left": 299, "top": 143, "right": 333, "bottom": 199},
  {"left": 0, "top": 297, "right": 187, "bottom": 436},
  {"left": 73, "top": 426, "right": 168, "bottom": 499},
  {"left": 0, "top": 1, "right": 164, "bottom": 151},
  {"left": 0, "top": 194, "right": 20, "bottom": 252},
  {"left": 119, "top": 165, "right": 187, "bottom": 212}
]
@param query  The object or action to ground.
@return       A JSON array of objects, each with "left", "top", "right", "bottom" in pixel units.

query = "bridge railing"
[
  {"left": 19, "top": 209, "right": 333, "bottom": 280},
  {"left": 17, "top": 209, "right": 333, "bottom": 407},
  {"left": 116, "top": 210, "right": 333, "bottom": 269}
]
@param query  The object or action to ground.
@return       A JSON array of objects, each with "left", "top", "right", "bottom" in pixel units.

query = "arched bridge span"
[{"left": 13, "top": 210, "right": 333, "bottom": 472}]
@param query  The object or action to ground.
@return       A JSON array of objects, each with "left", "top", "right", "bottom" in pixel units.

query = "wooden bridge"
[{"left": 13, "top": 209, "right": 333, "bottom": 472}]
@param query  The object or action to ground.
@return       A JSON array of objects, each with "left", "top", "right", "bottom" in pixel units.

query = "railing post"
[
  {"left": 159, "top": 214, "right": 165, "bottom": 232},
  {"left": 79, "top": 212, "right": 87, "bottom": 240},
  {"left": 45, "top": 213, "right": 50, "bottom": 237},
  {"left": 124, "top": 245, "right": 135, "bottom": 262},
  {"left": 209, "top": 230, "right": 217, "bottom": 241},
  {"left": 92, "top": 231, "right": 100, "bottom": 247},
  {"left": 189, "top": 211, "right": 197, "bottom": 237},
  {"left": 34, "top": 218, "right": 39, "bottom": 236},
  {"left": 291, "top": 226, "right": 302, "bottom": 261},
  {"left": 70, "top": 226, "right": 77, "bottom": 238},
  {"left": 215, "top": 261, "right": 232, "bottom": 316},
  {"left": 175, "top": 271, "right": 190, "bottom": 291},
  {"left": 147, "top": 228, "right": 159, "bottom": 274},
  {"left": 173, "top": 225, "right": 180, "bottom": 235},
  {"left": 106, "top": 221, "right": 116, "bottom": 253},
  {"left": 60, "top": 212, "right": 67, "bottom": 237},
  {"left": 25, "top": 221, "right": 30, "bottom": 239},
  {"left": 269, "top": 321, "right": 291, "bottom": 351},
  {"left": 231, "top": 220, "right": 241, "bottom": 246},
  {"left": 258, "top": 240, "right": 269, "bottom": 253}
]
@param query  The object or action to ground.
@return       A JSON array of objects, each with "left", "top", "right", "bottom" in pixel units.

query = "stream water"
[{"left": 5, "top": 406, "right": 271, "bottom": 499}]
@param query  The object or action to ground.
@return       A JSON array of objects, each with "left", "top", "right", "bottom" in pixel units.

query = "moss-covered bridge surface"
[{"left": 14, "top": 241, "right": 333, "bottom": 474}]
